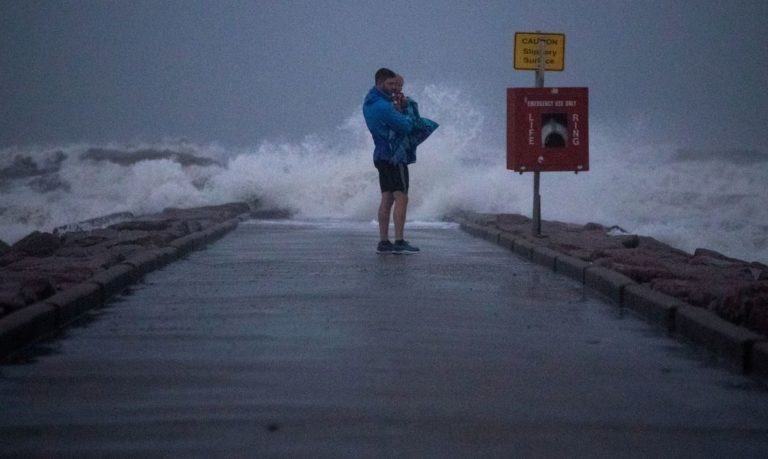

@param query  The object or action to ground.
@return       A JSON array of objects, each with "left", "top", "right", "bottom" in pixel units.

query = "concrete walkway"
[{"left": 1, "top": 220, "right": 767, "bottom": 458}]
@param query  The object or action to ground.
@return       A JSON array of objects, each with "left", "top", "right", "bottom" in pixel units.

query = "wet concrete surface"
[{"left": 1, "top": 220, "right": 767, "bottom": 458}]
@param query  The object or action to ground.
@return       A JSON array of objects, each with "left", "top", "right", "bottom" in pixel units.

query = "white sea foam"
[{"left": 1, "top": 84, "right": 766, "bottom": 264}]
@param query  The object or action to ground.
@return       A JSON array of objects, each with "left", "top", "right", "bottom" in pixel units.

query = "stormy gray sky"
[{"left": 1, "top": 0, "right": 766, "bottom": 150}]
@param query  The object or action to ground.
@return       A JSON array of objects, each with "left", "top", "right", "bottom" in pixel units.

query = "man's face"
[{"left": 379, "top": 77, "right": 399, "bottom": 95}]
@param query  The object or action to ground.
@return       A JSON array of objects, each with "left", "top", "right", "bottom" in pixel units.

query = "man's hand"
[{"left": 392, "top": 92, "right": 406, "bottom": 112}]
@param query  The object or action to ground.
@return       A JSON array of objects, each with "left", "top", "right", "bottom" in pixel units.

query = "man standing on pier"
[{"left": 362, "top": 67, "right": 419, "bottom": 255}]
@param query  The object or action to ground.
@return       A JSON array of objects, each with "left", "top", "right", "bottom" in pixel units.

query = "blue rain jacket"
[{"left": 362, "top": 87, "right": 414, "bottom": 162}]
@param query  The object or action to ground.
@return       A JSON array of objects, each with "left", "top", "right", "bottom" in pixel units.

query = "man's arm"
[{"left": 380, "top": 102, "right": 413, "bottom": 135}]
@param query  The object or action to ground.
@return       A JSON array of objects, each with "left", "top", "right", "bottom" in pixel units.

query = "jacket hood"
[{"left": 364, "top": 86, "right": 390, "bottom": 106}]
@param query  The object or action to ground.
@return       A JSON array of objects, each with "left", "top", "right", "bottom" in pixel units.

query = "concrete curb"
[
  {"left": 44, "top": 282, "right": 103, "bottom": 327},
  {"left": 584, "top": 266, "right": 636, "bottom": 305},
  {"left": 458, "top": 222, "right": 488, "bottom": 240},
  {"left": 554, "top": 255, "right": 590, "bottom": 284},
  {"left": 513, "top": 238, "right": 534, "bottom": 260},
  {"left": 532, "top": 246, "right": 560, "bottom": 271},
  {"left": 675, "top": 305, "right": 764, "bottom": 373},
  {"left": 122, "top": 249, "right": 169, "bottom": 277},
  {"left": 498, "top": 233, "right": 516, "bottom": 251},
  {"left": 157, "top": 246, "right": 180, "bottom": 266},
  {"left": 623, "top": 284, "right": 682, "bottom": 332},
  {"left": 0, "top": 213, "right": 248, "bottom": 361},
  {"left": 482, "top": 229, "right": 501, "bottom": 245},
  {"left": 456, "top": 215, "right": 768, "bottom": 381},
  {"left": 0, "top": 304, "right": 58, "bottom": 357},
  {"left": 170, "top": 232, "right": 204, "bottom": 255},
  {"left": 85, "top": 263, "right": 139, "bottom": 299}
]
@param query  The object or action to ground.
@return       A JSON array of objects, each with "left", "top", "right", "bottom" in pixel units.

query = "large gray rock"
[
  {"left": 11, "top": 231, "right": 61, "bottom": 257},
  {"left": 0, "top": 275, "right": 56, "bottom": 312},
  {"left": 109, "top": 220, "right": 172, "bottom": 232}
]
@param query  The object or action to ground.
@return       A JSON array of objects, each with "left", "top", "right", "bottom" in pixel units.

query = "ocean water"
[{"left": 1, "top": 84, "right": 766, "bottom": 264}]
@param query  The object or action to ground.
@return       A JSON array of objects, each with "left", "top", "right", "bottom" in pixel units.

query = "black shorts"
[{"left": 375, "top": 160, "right": 409, "bottom": 193}]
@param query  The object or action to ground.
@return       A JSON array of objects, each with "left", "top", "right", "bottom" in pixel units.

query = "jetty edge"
[
  {"left": 0, "top": 201, "right": 264, "bottom": 361},
  {"left": 453, "top": 211, "right": 768, "bottom": 382}
]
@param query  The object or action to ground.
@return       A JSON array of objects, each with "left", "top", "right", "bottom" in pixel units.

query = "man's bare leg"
[
  {"left": 393, "top": 191, "right": 408, "bottom": 241},
  {"left": 378, "top": 192, "right": 395, "bottom": 241}
]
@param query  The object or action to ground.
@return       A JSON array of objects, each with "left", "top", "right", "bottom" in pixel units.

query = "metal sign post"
[
  {"left": 512, "top": 30, "right": 567, "bottom": 237},
  {"left": 533, "top": 34, "right": 545, "bottom": 236}
]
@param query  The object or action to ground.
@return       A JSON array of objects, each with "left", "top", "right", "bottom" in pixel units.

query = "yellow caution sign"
[{"left": 514, "top": 32, "right": 565, "bottom": 71}]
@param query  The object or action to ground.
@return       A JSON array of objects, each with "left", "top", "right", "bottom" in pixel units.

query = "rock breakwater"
[
  {"left": 0, "top": 202, "right": 252, "bottom": 357},
  {"left": 459, "top": 212, "right": 768, "bottom": 337}
]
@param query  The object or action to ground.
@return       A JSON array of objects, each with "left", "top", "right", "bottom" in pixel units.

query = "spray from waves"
[
  {"left": 0, "top": 83, "right": 766, "bottom": 264},
  {"left": 209, "top": 84, "right": 523, "bottom": 221},
  {"left": 0, "top": 84, "right": 517, "bottom": 242}
]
